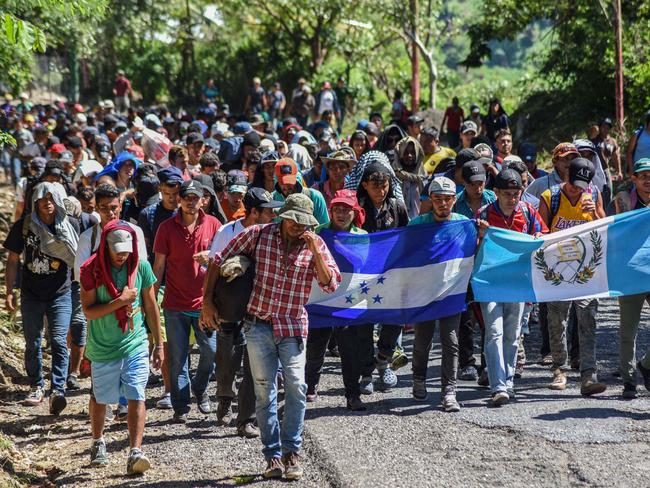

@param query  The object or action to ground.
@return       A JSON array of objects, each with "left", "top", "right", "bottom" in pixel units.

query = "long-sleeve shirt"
[{"left": 215, "top": 223, "right": 341, "bottom": 338}]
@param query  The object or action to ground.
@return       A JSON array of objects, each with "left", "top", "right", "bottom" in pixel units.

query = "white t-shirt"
[
  {"left": 208, "top": 218, "right": 245, "bottom": 259},
  {"left": 318, "top": 90, "right": 335, "bottom": 114},
  {"left": 74, "top": 221, "right": 148, "bottom": 282}
]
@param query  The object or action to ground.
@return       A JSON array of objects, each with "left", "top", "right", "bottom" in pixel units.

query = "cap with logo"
[
  {"left": 461, "top": 161, "right": 486, "bottom": 183},
  {"left": 107, "top": 229, "right": 133, "bottom": 253},
  {"left": 461, "top": 120, "right": 478, "bottom": 134},
  {"left": 494, "top": 169, "right": 523, "bottom": 190},
  {"left": 429, "top": 176, "right": 457, "bottom": 196},
  {"left": 274, "top": 158, "right": 299, "bottom": 186},
  {"left": 518, "top": 142, "right": 537, "bottom": 163},
  {"left": 180, "top": 179, "right": 204, "bottom": 198},
  {"left": 243, "top": 187, "right": 283, "bottom": 210},
  {"left": 569, "top": 157, "right": 595, "bottom": 190},
  {"left": 226, "top": 170, "right": 248, "bottom": 194},
  {"left": 277, "top": 193, "right": 319, "bottom": 226},
  {"left": 633, "top": 158, "right": 650, "bottom": 174}
]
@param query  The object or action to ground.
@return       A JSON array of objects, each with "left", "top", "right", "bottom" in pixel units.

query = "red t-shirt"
[
  {"left": 114, "top": 77, "right": 132, "bottom": 97},
  {"left": 444, "top": 107, "right": 464, "bottom": 131},
  {"left": 153, "top": 209, "right": 220, "bottom": 311}
]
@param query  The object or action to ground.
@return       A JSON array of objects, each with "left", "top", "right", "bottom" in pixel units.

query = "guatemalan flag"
[
  {"left": 306, "top": 220, "right": 478, "bottom": 327},
  {"left": 471, "top": 208, "right": 650, "bottom": 302}
]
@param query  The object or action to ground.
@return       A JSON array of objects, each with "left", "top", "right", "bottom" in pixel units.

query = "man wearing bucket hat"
[{"left": 208, "top": 192, "right": 340, "bottom": 480}]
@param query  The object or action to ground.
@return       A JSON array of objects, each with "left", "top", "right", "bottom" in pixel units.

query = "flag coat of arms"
[
  {"left": 307, "top": 220, "right": 477, "bottom": 327},
  {"left": 471, "top": 208, "right": 650, "bottom": 302}
]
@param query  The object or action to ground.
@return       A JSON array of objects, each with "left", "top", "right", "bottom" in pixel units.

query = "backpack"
[{"left": 548, "top": 185, "right": 598, "bottom": 221}]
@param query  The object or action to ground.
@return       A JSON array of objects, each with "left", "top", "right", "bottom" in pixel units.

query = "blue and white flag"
[
  {"left": 307, "top": 220, "right": 477, "bottom": 327},
  {"left": 471, "top": 208, "right": 650, "bottom": 303}
]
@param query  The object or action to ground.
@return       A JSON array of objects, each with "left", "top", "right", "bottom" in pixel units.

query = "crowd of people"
[{"left": 1, "top": 78, "right": 650, "bottom": 480}]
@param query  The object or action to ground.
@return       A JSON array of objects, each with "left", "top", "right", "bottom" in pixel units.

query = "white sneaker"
[{"left": 23, "top": 386, "right": 45, "bottom": 406}]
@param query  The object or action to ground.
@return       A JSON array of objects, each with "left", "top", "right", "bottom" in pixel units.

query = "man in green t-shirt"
[{"left": 80, "top": 222, "right": 163, "bottom": 475}]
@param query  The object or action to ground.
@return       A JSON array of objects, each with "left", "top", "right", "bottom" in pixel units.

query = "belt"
[{"left": 244, "top": 313, "right": 271, "bottom": 326}]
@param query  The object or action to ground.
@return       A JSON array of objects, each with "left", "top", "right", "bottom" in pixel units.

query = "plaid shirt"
[{"left": 215, "top": 223, "right": 340, "bottom": 338}]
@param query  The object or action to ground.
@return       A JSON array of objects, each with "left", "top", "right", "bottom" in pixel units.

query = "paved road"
[{"left": 3, "top": 299, "right": 650, "bottom": 487}]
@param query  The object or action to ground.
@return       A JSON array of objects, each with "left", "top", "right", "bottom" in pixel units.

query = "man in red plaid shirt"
[{"left": 204, "top": 193, "right": 340, "bottom": 481}]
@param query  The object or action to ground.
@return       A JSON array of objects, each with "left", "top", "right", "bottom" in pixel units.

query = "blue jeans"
[
  {"left": 69, "top": 282, "right": 87, "bottom": 346},
  {"left": 21, "top": 291, "right": 72, "bottom": 394},
  {"left": 245, "top": 320, "right": 306, "bottom": 460},
  {"left": 481, "top": 301, "right": 524, "bottom": 394},
  {"left": 164, "top": 310, "right": 217, "bottom": 414}
]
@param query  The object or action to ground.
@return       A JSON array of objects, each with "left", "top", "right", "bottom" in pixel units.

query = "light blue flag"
[
  {"left": 307, "top": 220, "right": 477, "bottom": 327},
  {"left": 471, "top": 208, "right": 650, "bottom": 302}
]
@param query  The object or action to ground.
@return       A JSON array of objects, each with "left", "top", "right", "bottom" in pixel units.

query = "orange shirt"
[{"left": 220, "top": 196, "right": 246, "bottom": 222}]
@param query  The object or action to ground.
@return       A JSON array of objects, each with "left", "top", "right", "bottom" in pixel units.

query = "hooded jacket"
[
  {"left": 356, "top": 162, "right": 409, "bottom": 233},
  {"left": 375, "top": 124, "right": 407, "bottom": 154},
  {"left": 393, "top": 137, "right": 426, "bottom": 219}
]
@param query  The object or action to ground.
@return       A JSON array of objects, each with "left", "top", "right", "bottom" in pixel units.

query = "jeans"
[
  {"left": 69, "top": 281, "right": 87, "bottom": 347},
  {"left": 216, "top": 322, "right": 255, "bottom": 426},
  {"left": 245, "top": 320, "right": 306, "bottom": 460},
  {"left": 619, "top": 293, "right": 650, "bottom": 384},
  {"left": 164, "top": 310, "right": 217, "bottom": 415},
  {"left": 548, "top": 299, "right": 598, "bottom": 376},
  {"left": 482, "top": 302, "right": 524, "bottom": 394},
  {"left": 376, "top": 324, "right": 403, "bottom": 360},
  {"left": 22, "top": 291, "right": 72, "bottom": 394},
  {"left": 412, "top": 314, "right": 461, "bottom": 389}
]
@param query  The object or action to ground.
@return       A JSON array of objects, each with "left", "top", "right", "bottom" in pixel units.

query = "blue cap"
[
  {"left": 518, "top": 142, "right": 537, "bottom": 163},
  {"left": 633, "top": 158, "right": 650, "bottom": 174},
  {"left": 233, "top": 121, "right": 253, "bottom": 135},
  {"left": 157, "top": 166, "right": 184, "bottom": 185}
]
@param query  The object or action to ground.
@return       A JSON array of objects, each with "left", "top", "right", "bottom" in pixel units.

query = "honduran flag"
[
  {"left": 306, "top": 220, "right": 478, "bottom": 327},
  {"left": 471, "top": 208, "right": 650, "bottom": 303}
]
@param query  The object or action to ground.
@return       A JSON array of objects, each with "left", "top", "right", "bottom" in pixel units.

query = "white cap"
[
  {"left": 75, "top": 113, "right": 87, "bottom": 124},
  {"left": 106, "top": 229, "right": 133, "bottom": 253},
  {"left": 429, "top": 176, "right": 457, "bottom": 196}
]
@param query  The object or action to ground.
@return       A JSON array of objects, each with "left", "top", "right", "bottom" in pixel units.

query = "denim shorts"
[{"left": 91, "top": 349, "right": 149, "bottom": 405}]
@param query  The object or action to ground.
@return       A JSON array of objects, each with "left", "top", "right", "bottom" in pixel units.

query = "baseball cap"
[
  {"left": 250, "top": 114, "right": 265, "bottom": 126},
  {"left": 103, "top": 99, "right": 115, "bottom": 109},
  {"left": 261, "top": 151, "right": 281, "bottom": 164},
  {"left": 157, "top": 166, "right": 184, "bottom": 185},
  {"left": 429, "top": 176, "right": 457, "bottom": 196},
  {"left": 242, "top": 131, "right": 261, "bottom": 148},
  {"left": 633, "top": 158, "right": 650, "bottom": 174},
  {"left": 494, "top": 169, "right": 523, "bottom": 190},
  {"left": 474, "top": 142, "right": 493, "bottom": 159},
  {"left": 233, "top": 122, "right": 253, "bottom": 135},
  {"left": 470, "top": 103, "right": 480, "bottom": 113},
  {"left": 192, "top": 174, "right": 216, "bottom": 198},
  {"left": 461, "top": 161, "right": 486, "bottom": 184},
  {"left": 107, "top": 229, "right": 133, "bottom": 253},
  {"left": 30, "top": 157, "right": 47, "bottom": 172},
  {"left": 48, "top": 143, "right": 66, "bottom": 156},
  {"left": 503, "top": 155, "right": 524, "bottom": 166},
  {"left": 600, "top": 117, "right": 613, "bottom": 127},
  {"left": 461, "top": 120, "right": 478, "bottom": 134},
  {"left": 180, "top": 179, "right": 203, "bottom": 198},
  {"left": 407, "top": 115, "right": 424, "bottom": 126},
  {"left": 95, "top": 141, "right": 112, "bottom": 160},
  {"left": 274, "top": 158, "right": 299, "bottom": 186},
  {"left": 364, "top": 122, "right": 380, "bottom": 137},
  {"left": 552, "top": 142, "right": 579, "bottom": 159},
  {"left": 455, "top": 148, "right": 480, "bottom": 167},
  {"left": 518, "top": 142, "right": 537, "bottom": 163},
  {"left": 277, "top": 193, "right": 319, "bottom": 226},
  {"left": 226, "top": 170, "right": 248, "bottom": 194},
  {"left": 243, "top": 187, "right": 283, "bottom": 210},
  {"left": 569, "top": 157, "right": 595, "bottom": 190},
  {"left": 145, "top": 113, "right": 163, "bottom": 128},
  {"left": 186, "top": 132, "right": 204, "bottom": 145},
  {"left": 59, "top": 151, "right": 74, "bottom": 163}
]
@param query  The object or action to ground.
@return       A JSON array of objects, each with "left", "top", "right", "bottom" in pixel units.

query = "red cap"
[
  {"left": 274, "top": 158, "right": 298, "bottom": 185},
  {"left": 48, "top": 143, "right": 66, "bottom": 155},
  {"left": 73, "top": 103, "right": 84, "bottom": 113},
  {"left": 329, "top": 189, "right": 365, "bottom": 227}
]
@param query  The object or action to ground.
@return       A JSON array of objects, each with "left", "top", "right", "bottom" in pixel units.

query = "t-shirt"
[
  {"left": 540, "top": 187, "right": 596, "bottom": 232},
  {"left": 408, "top": 212, "right": 468, "bottom": 226},
  {"left": 153, "top": 210, "right": 220, "bottom": 311},
  {"left": 315, "top": 222, "right": 367, "bottom": 235},
  {"left": 444, "top": 107, "right": 464, "bottom": 132},
  {"left": 424, "top": 147, "right": 457, "bottom": 174},
  {"left": 3, "top": 216, "right": 80, "bottom": 301},
  {"left": 209, "top": 218, "right": 245, "bottom": 258},
  {"left": 114, "top": 77, "right": 131, "bottom": 97},
  {"left": 249, "top": 87, "right": 266, "bottom": 114},
  {"left": 318, "top": 90, "right": 335, "bottom": 114},
  {"left": 85, "top": 260, "right": 156, "bottom": 363},
  {"left": 220, "top": 196, "right": 246, "bottom": 222},
  {"left": 453, "top": 189, "right": 497, "bottom": 219},
  {"left": 271, "top": 90, "right": 286, "bottom": 110}
]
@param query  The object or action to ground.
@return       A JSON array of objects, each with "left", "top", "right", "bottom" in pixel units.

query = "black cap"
[
  {"left": 455, "top": 148, "right": 480, "bottom": 167},
  {"left": 186, "top": 132, "right": 205, "bottom": 145},
  {"left": 494, "top": 169, "right": 523, "bottom": 190},
  {"left": 243, "top": 187, "right": 284, "bottom": 210},
  {"left": 180, "top": 179, "right": 203, "bottom": 198},
  {"left": 461, "top": 161, "right": 486, "bottom": 184},
  {"left": 518, "top": 142, "right": 537, "bottom": 163},
  {"left": 67, "top": 136, "right": 83, "bottom": 148},
  {"left": 407, "top": 115, "right": 424, "bottom": 126},
  {"left": 243, "top": 131, "right": 261, "bottom": 148},
  {"left": 192, "top": 174, "right": 216, "bottom": 198},
  {"left": 569, "top": 157, "right": 595, "bottom": 190}
]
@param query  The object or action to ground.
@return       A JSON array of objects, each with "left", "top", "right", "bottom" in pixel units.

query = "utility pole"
[
  {"left": 409, "top": 0, "right": 420, "bottom": 113},
  {"left": 614, "top": 0, "right": 625, "bottom": 135}
]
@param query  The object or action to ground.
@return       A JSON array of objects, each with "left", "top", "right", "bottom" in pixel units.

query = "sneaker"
[
  {"left": 263, "top": 457, "right": 284, "bottom": 479},
  {"left": 377, "top": 367, "right": 398, "bottom": 391},
  {"left": 477, "top": 368, "right": 489, "bottom": 387},
  {"left": 506, "top": 388, "right": 516, "bottom": 400},
  {"left": 622, "top": 383, "right": 638, "bottom": 400},
  {"left": 49, "top": 391, "right": 67, "bottom": 416},
  {"left": 580, "top": 379, "right": 607, "bottom": 396},
  {"left": 458, "top": 365, "right": 478, "bottom": 381},
  {"left": 570, "top": 358, "right": 580, "bottom": 371},
  {"left": 391, "top": 349, "right": 409, "bottom": 371},
  {"left": 442, "top": 390, "right": 460, "bottom": 412},
  {"left": 637, "top": 361, "right": 650, "bottom": 392},
  {"left": 412, "top": 379, "right": 428, "bottom": 402},
  {"left": 23, "top": 386, "right": 45, "bottom": 406},
  {"left": 549, "top": 369, "right": 567, "bottom": 391},
  {"left": 172, "top": 412, "right": 188, "bottom": 424},
  {"left": 306, "top": 385, "right": 318, "bottom": 403},
  {"left": 156, "top": 393, "right": 172, "bottom": 410},
  {"left": 90, "top": 439, "right": 108, "bottom": 467},
  {"left": 360, "top": 376, "right": 374, "bottom": 395},
  {"left": 196, "top": 390, "right": 212, "bottom": 414},
  {"left": 126, "top": 448, "right": 150, "bottom": 475},
  {"left": 514, "top": 363, "right": 524, "bottom": 379},
  {"left": 117, "top": 403, "right": 128, "bottom": 421},
  {"left": 346, "top": 396, "right": 367, "bottom": 411},
  {"left": 282, "top": 452, "right": 303, "bottom": 481},
  {"left": 66, "top": 374, "right": 81, "bottom": 391},
  {"left": 105, "top": 406, "right": 115, "bottom": 422},
  {"left": 491, "top": 391, "right": 509, "bottom": 406},
  {"left": 540, "top": 354, "right": 553, "bottom": 366},
  {"left": 237, "top": 422, "right": 260, "bottom": 438},
  {"left": 216, "top": 399, "right": 232, "bottom": 426}
]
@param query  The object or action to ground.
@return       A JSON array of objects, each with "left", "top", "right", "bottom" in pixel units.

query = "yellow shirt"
[
  {"left": 423, "top": 147, "right": 457, "bottom": 174},
  {"left": 541, "top": 187, "right": 595, "bottom": 232}
]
